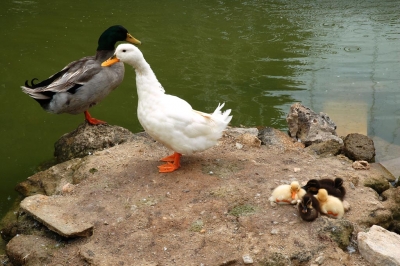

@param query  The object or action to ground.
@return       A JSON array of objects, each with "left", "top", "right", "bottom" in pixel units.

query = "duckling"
[
  {"left": 269, "top": 181, "right": 306, "bottom": 204},
  {"left": 315, "top": 189, "right": 344, "bottom": 219},
  {"left": 302, "top": 178, "right": 346, "bottom": 200},
  {"left": 298, "top": 193, "right": 320, "bottom": 222}
]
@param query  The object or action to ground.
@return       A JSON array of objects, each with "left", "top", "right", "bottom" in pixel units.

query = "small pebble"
[
  {"left": 270, "top": 229, "right": 279, "bottom": 235},
  {"left": 294, "top": 167, "right": 301, "bottom": 172},
  {"left": 315, "top": 255, "right": 325, "bottom": 264},
  {"left": 242, "top": 254, "right": 253, "bottom": 264},
  {"left": 236, "top": 142, "right": 244, "bottom": 149}
]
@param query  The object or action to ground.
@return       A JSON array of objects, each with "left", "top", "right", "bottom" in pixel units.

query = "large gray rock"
[
  {"left": 343, "top": 133, "right": 375, "bottom": 162},
  {"left": 20, "top": 194, "right": 93, "bottom": 238},
  {"left": 286, "top": 103, "right": 342, "bottom": 146},
  {"left": 54, "top": 122, "right": 135, "bottom": 163},
  {"left": 358, "top": 225, "right": 400, "bottom": 266}
]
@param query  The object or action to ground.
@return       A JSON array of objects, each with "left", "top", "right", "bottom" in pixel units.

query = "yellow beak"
[
  {"left": 101, "top": 55, "right": 120, "bottom": 67},
  {"left": 126, "top": 33, "right": 141, "bottom": 45}
]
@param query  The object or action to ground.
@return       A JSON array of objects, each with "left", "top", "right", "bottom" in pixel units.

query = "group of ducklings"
[{"left": 269, "top": 178, "right": 346, "bottom": 222}]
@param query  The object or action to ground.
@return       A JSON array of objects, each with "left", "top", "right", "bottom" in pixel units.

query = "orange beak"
[
  {"left": 101, "top": 55, "right": 120, "bottom": 67},
  {"left": 291, "top": 191, "right": 297, "bottom": 199}
]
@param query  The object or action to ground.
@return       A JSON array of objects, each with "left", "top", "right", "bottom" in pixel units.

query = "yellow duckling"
[
  {"left": 269, "top": 181, "right": 306, "bottom": 204},
  {"left": 315, "top": 189, "right": 344, "bottom": 218}
]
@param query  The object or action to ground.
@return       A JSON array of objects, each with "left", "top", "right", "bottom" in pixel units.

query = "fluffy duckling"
[
  {"left": 298, "top": 193, "right": 320, "bottom": 222},
  {"left": 269, "top": 181, "right": 306, "bottom": 204},
  {"left": 315, "top": 189, "right": 344, "bottom": 219},
  {"left": 302, "top": 178, "right": 346, "bottom": 200}
]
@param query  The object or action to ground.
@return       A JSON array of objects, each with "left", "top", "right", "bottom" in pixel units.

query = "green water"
[{"left": 1, "top": 0, "right": 399, "bottom": 220}]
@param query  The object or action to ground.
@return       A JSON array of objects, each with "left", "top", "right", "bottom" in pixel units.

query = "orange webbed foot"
[
  {"left": 158, "top": 162, "right": 180, "bottom": 173},
  {"left": 158, "top": 152, "right": 182, "bottom": 173},
  {"left": 84, "top": 111, "right": 107, "bottom": 125}
]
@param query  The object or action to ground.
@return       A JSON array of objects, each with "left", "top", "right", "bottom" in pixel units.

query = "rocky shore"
[{"left": 1, "top": 104, "right": 400, "bottom": 266}]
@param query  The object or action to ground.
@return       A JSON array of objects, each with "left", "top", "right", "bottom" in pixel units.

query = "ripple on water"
[{"left": 344, "top": 46, "right": 361, "bottom": 52}]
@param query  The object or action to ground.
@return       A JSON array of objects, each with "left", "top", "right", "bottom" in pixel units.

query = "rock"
[
  {"left": 237, "top": 133, "right": 261, "bottom": 147},
  {"left": 242, "top": 254, "right": 254, "bottom": 264},
  {"left": 20, "top": 194, "right": 93, "bottom": 238},
  {"left": 258, "top": 126, "right": 304, "bottom": 149},
  {"left": 15, "top": 158, "right": 86, "bottom": 197},
  {"left": 286, "top": 103, "right": 342, "bottom": 146},
  {"left": 382, "top": 187, "right": 400, "bottom": 216},
  {"left": 358, "top": 225, "right": 400, "bottom": 266},
  {"left": 6, "top": 234, "right": 58, "bottom": 266},
  {"left": 0, "top": 212, "right": 53, "bottom": 242},
  {"left": 54, "top": 122, "right": 135, "bottom": 163},
  {"left": 261, "top": 252, "right": 292, "bottom": 266},
  {"left": 364, "top": 174, "right": 390, "bottom": 194},
  {"left": 389, "top": 220, "right": 400, "bottom": 235},
  {"left": 352, "top": 160, "right": 370, "bottom": 170},
  {"left": 305, "top": 139, "right": 343, "bottom": 157},
  {"left": 227, "top": 127, "right": 259, "bottom": 138},
  {"left": 315, "top": 255, "right": 325, "bottom": 264},
  {"left": 316, "top": 217, "right": 354, "bottom": 250},
  {"left": 343, "top": 133, "right": 375, "bottom": 162}
]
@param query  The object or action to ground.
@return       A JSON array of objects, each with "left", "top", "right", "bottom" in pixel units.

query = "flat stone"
[
  {"left": 358, "top": 225, "right": 400, "bottom": 266},
  {"left": 20, "top": 194, "right": 93, "bottom": 238}
]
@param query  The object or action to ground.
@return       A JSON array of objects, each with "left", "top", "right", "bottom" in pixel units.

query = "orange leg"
[
  {"left": 158, "top": 152, "right": 182, "bottom": 173},
  {"left": 84, "top": 111, "right": 106, "bottom": 125},
  {"left": 327, "top": 211, "right": 338, "bottom": 216}
]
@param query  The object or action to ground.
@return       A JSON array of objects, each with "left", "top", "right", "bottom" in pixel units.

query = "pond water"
[{"left": 1, "top": 0, "right": 399, "bottom": 220}]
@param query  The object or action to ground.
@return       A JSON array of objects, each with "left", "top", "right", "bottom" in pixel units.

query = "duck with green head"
[{"left": 21, "top": 25, "right": 141, "bottom": 124}]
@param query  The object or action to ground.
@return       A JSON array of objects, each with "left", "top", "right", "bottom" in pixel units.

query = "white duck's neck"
[{"left": 132, "top": 57, "right": 165, "bottom": 99}]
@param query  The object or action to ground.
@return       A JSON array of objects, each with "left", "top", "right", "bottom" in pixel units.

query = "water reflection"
[{"left": 0, "top": 0, "right": 399, "bottom": 220}]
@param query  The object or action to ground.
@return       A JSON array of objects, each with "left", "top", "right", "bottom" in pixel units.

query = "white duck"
[{"left": 102, "top": 44, "right": 232, "bottom": 172}]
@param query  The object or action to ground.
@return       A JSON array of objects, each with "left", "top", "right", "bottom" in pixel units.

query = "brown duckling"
[
  {"left": 315, "top": 189, "right": 344, "bottom": 219},
  {"left": 298, "top": 193, "right": 320, "bottom": 222},
  {"left": 302, "top": 178, "right": 345, "bottom": 200},
  {"left": 269, "top": 181, "right": 306, "bottom": 204}
]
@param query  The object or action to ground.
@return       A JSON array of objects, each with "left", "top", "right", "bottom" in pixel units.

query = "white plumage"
[{"left": 102, "top": 44, "right": 232, "bottom": 172}]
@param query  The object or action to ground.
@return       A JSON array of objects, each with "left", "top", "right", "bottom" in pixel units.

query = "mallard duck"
[
  {"left": 101, "top": 44, "right": 232, "bottom": 172},
  {"left": 298, "top": 193, "right": 320, "bottom": 222},
  {"left": 315, "top": 189, "right": 344, "bottom": 218},
  {"left": 269, "top": 181, "right": 306, "bottom": 204},
  {"left": 302, "top": 178, "right": 346, "bottom": 200},
  {"left": 21, "top": 25, "right": 141, "bottom": 125}
]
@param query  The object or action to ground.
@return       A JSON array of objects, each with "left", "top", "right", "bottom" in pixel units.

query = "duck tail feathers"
[
  {"left": 21, "top": 86, "right": 51, "bottom": 100},
  {"left": 212, "top": 102, "right": 233, "bottom": 124}
]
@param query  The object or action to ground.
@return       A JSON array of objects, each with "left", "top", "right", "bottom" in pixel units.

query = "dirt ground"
[{"left": 4, "top": 127, "right": 390, "bottom": 266}]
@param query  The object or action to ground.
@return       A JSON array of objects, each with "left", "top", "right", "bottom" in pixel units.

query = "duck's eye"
[{"left": 122, "top": 49, "right": 126, "bottom": 52}]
